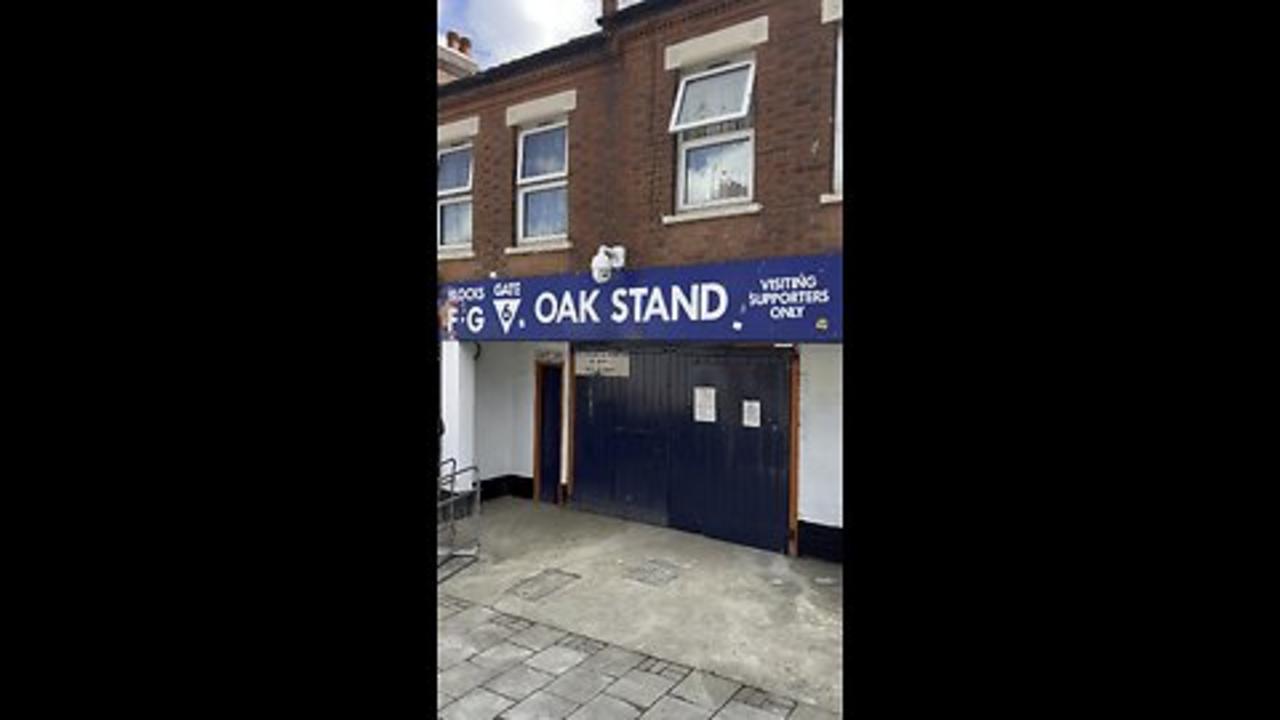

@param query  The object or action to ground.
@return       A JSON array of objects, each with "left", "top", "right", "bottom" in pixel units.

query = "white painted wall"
[
  {"left": 798, "top": 344, "right": 843, "bottom": 528},
  {"left": 471, "top": 342, "right": 571, "bottom": 484},
  {"left": 474, "top": 342, "right": 535, "bottom": 479},
  {"left": 440, "top": 340, "right": 477, "bottom": 490}
]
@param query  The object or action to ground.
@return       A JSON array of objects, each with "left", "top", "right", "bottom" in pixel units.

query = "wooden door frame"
[
  {"left": 566, "top": 347, "right": 576, "bottom": 505},
  {"left": 533, "top": 360, "right": 564, "bottom": 505},
  {"left": 788, "top": 349, "right": 801, "bottom": 556}
]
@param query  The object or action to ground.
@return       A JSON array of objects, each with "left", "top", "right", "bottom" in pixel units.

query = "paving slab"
[
  {"left": 669, "top": 672, "right": 740, "bottom": 711},
  {"left": 471, "top": 641, "right": 534, "bottom": 671},
  {"left": 709, "top": 702, "right": 776, "bottom": 720},
  {"left": 492, "top": 613, "right": 535, "bottom": 632},
  {"left": 503, "top": 689, "right": 581, "bottom": 720},
  {"left": 728, "top": 687, "right": 794, "bottom": 716},
  {"left": 439, "top": 642, "right": 475, "bottom": 671},
  {"left": 578, "top": 646, "right": 645, "bottom": 678},
  {"left": 558, "top": 634, "right": 607, "bottom": 655},
  {"left": 545, "top": 667, "right": 616, "bottom": 704},
  {"left": 640, "top": 695, "right": 713, "bottom": 720},
  {"left": 788, "top": 703, "right": 839, "bottom": 720},
  {"left": 604, "top": 668, "right": 678, "bottom": 709},
  {"left": 486, "top": 664, "right": 557, "bottom": 702},
  {"left": 462, "top": 621, "right": 517, "bottom": 652},
  {"left": 509, "top": 624, "right": 569, "bottom": 652},
  {"left": 440, "top": 687, "right": 513, "bottom": 720},
  {"left": 442, "top": 606, "right": 498, "bottom": 632},
  {"left": 527, "top": 645, "right": 589, "bottom": 675},
  {"left": 439, "top": 661, "right": 500, "bottom": 699},
  {"left": 569, "top": 694, "right": 642, "bottom": 720}
]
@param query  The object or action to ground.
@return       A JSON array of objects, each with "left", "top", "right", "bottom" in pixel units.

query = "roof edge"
[
  {"left": 597, "top": 0, "right": 687, "bottom": 29},
  {"left": 438, "top": 31, "right": 607, "bottom": 100}
]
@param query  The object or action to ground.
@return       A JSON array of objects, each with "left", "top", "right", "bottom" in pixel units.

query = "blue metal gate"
[{"left": 573, "top": 345, "right": 791, "bottom": 552}]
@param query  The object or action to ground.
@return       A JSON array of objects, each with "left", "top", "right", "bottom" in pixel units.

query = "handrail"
[{"left": 437, "top": 466, "right": 480, "bottom": 509}]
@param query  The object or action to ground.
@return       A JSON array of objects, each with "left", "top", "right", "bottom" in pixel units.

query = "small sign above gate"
[
  {"left": 575, "top": 351, "right": 631, "bottom": 377},
  {"left": 535, "top": 349, "right": 564, "bottom": 364}
]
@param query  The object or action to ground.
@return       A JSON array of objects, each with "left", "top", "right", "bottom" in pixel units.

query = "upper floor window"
[
  {"left": 669, "top": 58, "right": 756, "bottom": 212},
  {"left": 670, "top": 60, "right": 755, "bottom": 132},
  {"left": 516, "top": 120, "right": 568, "bottom": 243},
  {"left": 436, "top": 116, "right": 479, "bottom": 254},
  {"left": 437, "top": 143, "right": 473, "bottom": 248}
]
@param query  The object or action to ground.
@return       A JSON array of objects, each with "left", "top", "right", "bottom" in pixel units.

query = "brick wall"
[{"left": 437, "top": 0, "right": 842, "bottom": 285}]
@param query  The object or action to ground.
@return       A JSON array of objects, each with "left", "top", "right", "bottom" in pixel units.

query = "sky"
[{"left": 439, "top": 0, "right": 646, "bottom": 69}]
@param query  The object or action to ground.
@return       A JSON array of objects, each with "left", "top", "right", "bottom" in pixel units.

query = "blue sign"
[{"left": 438, "top": 253, "right": 843, "bottom": 343}]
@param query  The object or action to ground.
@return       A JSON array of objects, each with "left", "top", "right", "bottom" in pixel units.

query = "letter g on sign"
[{"left": 465, "top": 306, "right": 485, "bottom": 333}]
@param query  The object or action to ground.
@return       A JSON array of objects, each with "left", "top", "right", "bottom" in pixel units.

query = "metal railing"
[{"left": 437, "top": 459, "right": 480, "bottom": 583}]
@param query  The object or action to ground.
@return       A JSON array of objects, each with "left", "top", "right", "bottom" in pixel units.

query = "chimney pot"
[
  {"left": 458, "top": 36, "right": 472, "bottom": 55},
  {"left": 446, "top": 30, "right": 459, "bottom": 49},
  {"left": 602, "top": 0, "right": 618, "bottom": 17}
]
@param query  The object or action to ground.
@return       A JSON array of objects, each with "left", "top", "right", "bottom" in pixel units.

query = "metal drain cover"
[
  {"left": 508, "top": 569, "right": 580, "bottom": 601},
  {"left": 623, "top": 558, "right": 681, "bottom": 586}
]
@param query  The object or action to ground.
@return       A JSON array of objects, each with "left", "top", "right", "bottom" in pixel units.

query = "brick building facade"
[
  {"left": 437, "top": 0, "right": 842, "bottom": 283},
  {"left": 437, "top": 0, "right": 845, "bottom": 560}
]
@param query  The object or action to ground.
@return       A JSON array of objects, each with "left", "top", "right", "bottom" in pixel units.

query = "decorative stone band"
[
  {"left": 505, "top": 89, "right": 577, "bottom": 128},
  {"left": 664, "top": 16, "right": 769, "bottom": 71},
  {"left": 438, "top": 116, "right": 479, "bottom": 145},
  {"left": 822, "top": 0, "right": 842, "bottom": 24}
]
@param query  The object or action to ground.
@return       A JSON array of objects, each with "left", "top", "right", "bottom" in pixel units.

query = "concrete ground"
[{"left": 439, "top": 497, "right": 843, "bottom": 713}]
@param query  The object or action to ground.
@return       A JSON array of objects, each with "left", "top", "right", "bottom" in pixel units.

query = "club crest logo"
[{"left": 493, "top": 298, "right": 521, "bottom": 335}]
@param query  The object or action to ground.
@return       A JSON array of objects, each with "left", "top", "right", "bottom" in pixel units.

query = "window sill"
[
  {"left": 437, "top": 247, "right": 476, "bottom": 261},
  {"left": 662, "top": 202, "right": 762, "bottom": 225},
  {"left": 505, "top": 239, "right": 572, "bottom": 255},
  {"left": 820, "top": 193, "right": 843, "bottom": 205}
]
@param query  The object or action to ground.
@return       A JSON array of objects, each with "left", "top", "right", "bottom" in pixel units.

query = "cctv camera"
[
  {"left": 591, "top": 263, "right": 612, "bottom": 284},
  {"left": 591, "top": 247, "right": 614, "bottom": 284}
]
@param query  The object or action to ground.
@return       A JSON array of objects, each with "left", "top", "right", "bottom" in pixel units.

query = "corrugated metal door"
[
  {"left": 573, "top": 348, "right": 670, "bottom": 526},
  {"left": 573, "top": 345, "right": 790, "bottom": 553}
]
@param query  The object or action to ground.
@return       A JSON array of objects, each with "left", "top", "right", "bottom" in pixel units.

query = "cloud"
[{"left": 439, "top": 0, "right": 601, "bottom": 68}]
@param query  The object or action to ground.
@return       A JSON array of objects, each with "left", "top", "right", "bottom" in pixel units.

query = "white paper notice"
[
  {"left": 694, "top": 387, "right": 716, "bottom": 423},
  {"left": 742, "top": 400, "right": 761, "bottom": 428}
]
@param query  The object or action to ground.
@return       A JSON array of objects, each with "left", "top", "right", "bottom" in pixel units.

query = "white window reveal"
[
  {"left": 820, "top": 2, "right": 844, "bottom": 205},
  {"left": 437, "top": 143, "right": 473, "bottom": 248},
  {"left": 834, "top": 24, "right": 843, "bottom": 195},
  {"left": 670, "top": 57, "right": 756, "bottom": 213},
  {"left": 516, "top": 120, "right": 569, "bottom": 243}
]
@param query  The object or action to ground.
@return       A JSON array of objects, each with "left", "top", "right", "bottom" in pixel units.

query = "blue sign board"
[{"left": 438, "top": 253, "right": 843, "bottom": 343}]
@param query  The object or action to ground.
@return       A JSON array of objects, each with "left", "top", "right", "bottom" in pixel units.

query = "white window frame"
[
  {"left": 515, "top": 119, "right": 569, "bottom": 244},
  {"left": 676, "top": 127, "right": 755, "bottom": 213},
  {"left": 833, "top": 24, "right": 843, "bottom": 195},
  {"left": 437, "top": 142, "right": 473, "bottom": 249},
  {"left": 668, "top": 59, "right": 756, "bottom": 134}
]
